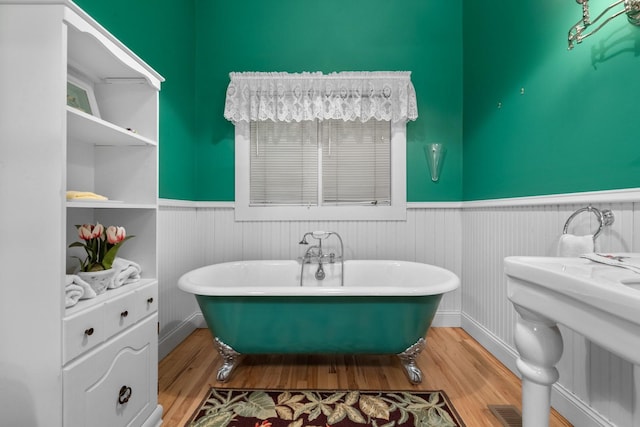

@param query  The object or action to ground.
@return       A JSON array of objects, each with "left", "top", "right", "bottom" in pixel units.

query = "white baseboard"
[
  {"left": 461, "top": 313, "right": 520, "bottom": 375},
  {"left": 140, "top": 405, "right": 163, "bottom": 427},
  {"left": 432, "top": 310, "right": 461, "bottom": 327},
  {"left": 461, "top": 313, "right": 614, "bottom": 427},
  {"left": 158, "top": 312, "right": 205, "bottom": 360}
]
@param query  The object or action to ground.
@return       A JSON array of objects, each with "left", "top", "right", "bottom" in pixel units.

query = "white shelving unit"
[{"left": 0, "top": 1, "right": 163, "bottom": 426}]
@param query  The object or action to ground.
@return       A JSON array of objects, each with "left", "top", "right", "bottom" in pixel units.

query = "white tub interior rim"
[{"left": 178, "top": 260, "right": 460, "bottom": 296}]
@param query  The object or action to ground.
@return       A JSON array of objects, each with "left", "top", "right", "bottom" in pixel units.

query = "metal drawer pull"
[
  {"left": 147, "top": 297, "right": 154, "bottom": 304},
  {"left": 118, "top": 385, "right": 132, "bottom": 404},
  {"left": 120, "top": 310, "right": 129, "bottom": 318},
  {"left": 84, "top": 327, "right": 94, "bottom": 336}
]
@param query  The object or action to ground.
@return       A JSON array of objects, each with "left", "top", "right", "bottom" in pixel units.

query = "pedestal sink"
[{"left": 505, "top": 255, "right": 640, "bottom": 427}]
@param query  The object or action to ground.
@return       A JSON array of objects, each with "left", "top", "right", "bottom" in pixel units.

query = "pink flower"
[
  {"left": 254, "top": 422, "right": 272, "bottom": 427},
  {"left": 78, "top": 224, "right": 93, "bottom": 241},
  {"left": 106, "top": 226, "right": 126, "bottom": 244},
  {"left": 91, "top": 223, "right": 105, "bottom": 239},
  {"left": 70, "top": 223, "right": 133, "bottom": 272}
]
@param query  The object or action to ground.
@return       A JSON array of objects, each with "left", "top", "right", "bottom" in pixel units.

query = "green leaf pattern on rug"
[
  {"left": 190, "top": 389, "right": 460, "bottom": 427},
  {"left": 234, "top": 391, "right": 278, "bottom": 419},
  {"left": 386, "top": 392, "right": 459, "bottom": 427}
]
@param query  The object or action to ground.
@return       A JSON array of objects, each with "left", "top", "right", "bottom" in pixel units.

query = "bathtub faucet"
[
  {"left": 303, "top": 245, "right": 326, "bottom": 280},
  {"left": 298, "top": 231, "right": 344, "bottom": 286}
]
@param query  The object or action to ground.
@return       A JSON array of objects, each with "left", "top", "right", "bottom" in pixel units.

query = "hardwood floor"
[{"left": 158, "top": 327, "right": 572, "bottom": 426}]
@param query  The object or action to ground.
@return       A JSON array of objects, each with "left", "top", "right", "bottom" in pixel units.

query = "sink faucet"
[{"left": 298, "top": 231, "right": 344, "bottom": 286}]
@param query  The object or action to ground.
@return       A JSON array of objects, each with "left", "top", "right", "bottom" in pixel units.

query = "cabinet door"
[{"left": 63, "top": 314, "right": 158, "bottom": 427}]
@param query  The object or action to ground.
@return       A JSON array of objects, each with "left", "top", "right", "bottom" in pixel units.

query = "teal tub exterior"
[{"left": 179, "top": 259, "right": 459, "bottom": 383}]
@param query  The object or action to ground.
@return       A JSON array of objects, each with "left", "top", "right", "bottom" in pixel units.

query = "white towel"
[
  {"left": 65, "top": 274, "right": 97, "bottom": 308},
  {"left": 109, "top": 257, "right": 142, "bottom": 289},
  {"left": 557, "top": 234, "right": 595, "bottom": 257}
]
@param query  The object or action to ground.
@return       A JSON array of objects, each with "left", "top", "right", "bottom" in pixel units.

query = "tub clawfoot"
[
  {"left": 213, "top": 337, "right": 241, "bottom": 382},
  {"left": 397, "top": 338, "right": 426, "bottom": 384}
]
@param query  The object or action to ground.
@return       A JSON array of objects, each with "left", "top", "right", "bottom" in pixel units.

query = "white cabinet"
[
  {"left": 0, "top": 1, "right": 163, "bottom": 426},
  {"left": 64, "top": 313, "right": 159, "bottom": 427}
]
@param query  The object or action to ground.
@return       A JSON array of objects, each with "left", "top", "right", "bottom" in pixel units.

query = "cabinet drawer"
[
  {"left": 63, "top": 305, "right": 105, "bottom": 363},
  {"left": 104, "top": 291, "right": 138, "bottom": 338},
  {"left": 63, "top": 280, "right": 157, "bottom": 362},
  {"left": 135, "top": 281, "right": 158, "bottom": 321},
  {"left": 63, "top": 314, "right": 158, "bottom": 427}
]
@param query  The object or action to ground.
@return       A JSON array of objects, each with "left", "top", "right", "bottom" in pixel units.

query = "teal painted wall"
[
  {"left": 78, "top": 1, "right": 639, "bottom": 203},
  {"left": 74, "top": 0, "right": 197, "bottom": 200},
  {"left": 463, "top": 0, "right": 640, "bottom": 200},
  {"left": 194, "top": 0, "right": 463, "bottom": 201}
]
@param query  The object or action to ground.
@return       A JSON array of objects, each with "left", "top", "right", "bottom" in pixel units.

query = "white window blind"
[
  {"left": 322, "top": 120, "right": 390, "bottom": 205},
  {"left": 249, "top": 120, "right": 391, "bottom": 207},
  {"left": 250, "top": 121, "right": 318, "bottom": 205}
]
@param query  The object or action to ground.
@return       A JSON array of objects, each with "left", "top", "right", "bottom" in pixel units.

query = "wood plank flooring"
[{"left": 158, "top": 327, "right": 572, "bottom": 426}]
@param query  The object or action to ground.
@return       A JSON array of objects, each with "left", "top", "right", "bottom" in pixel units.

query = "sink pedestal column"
[{"left": 513, "top": 305, "right": 564, "bottom": 427}]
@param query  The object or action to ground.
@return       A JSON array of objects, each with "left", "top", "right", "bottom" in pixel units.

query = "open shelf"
[
  {"left": 67, "top": 201, "right": 156, "bottom": 209},
  {"left": 67, "top": 107, "right": 157, "bottom": 147}
]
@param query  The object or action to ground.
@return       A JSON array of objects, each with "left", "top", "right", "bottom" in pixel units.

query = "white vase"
[{"left": 77, "top": 269, "right": 115, "bottom": 295}]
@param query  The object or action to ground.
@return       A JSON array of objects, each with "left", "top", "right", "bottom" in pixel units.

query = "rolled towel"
[
  {"left": 557, "top": 234, "right": 595, "bottom": 257},
  {"left": 65, "top": 284, "right": 84, "bottom": 308},
  {"left": 109, "top": 257, "right": 142, "bottom": 289},
  {"left": 65, "top": 274, "right": 97, "bottom": 307}
]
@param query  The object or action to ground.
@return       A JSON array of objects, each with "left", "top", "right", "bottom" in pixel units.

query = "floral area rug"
[{"left": 186, "top": 388, "right": 466, "bottom": 427}]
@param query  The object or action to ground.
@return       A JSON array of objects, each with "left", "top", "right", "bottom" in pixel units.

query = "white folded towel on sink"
[{"left": 557, "top": 234, "right": 595, "bottom": 257}]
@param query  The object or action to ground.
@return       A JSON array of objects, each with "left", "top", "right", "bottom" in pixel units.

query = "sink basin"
[
  {"left": 504, "top": 254, "right": 640, "bottom": 427},
  {"left": 505, "top": 255, "right": 640, "bottom": 353}
]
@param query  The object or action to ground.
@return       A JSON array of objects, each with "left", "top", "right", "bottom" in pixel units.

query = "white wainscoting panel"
[
  {"left": 157, "top": 207, "right": 205, "bottom": 359},
  {"left": 462, "top": 201, "right": 638, "bottom": 427}
]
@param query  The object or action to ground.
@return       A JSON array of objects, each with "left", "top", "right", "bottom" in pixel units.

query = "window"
[
  {"left": 249, "top": 119, "right": 391, "bottom": 206},
  {"left": 225, "top": 71, "right": 417, "bottom": 221},
  {"left": 235, "top": 119, "right": 406, "bottom": 221}
]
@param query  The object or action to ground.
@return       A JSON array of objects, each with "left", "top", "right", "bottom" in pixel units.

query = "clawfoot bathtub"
[{"left": 178, "top": 259, "right": 459, "bottom": 384}]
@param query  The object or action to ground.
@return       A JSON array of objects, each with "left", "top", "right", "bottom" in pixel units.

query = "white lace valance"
[{"left": 224, "top": 71, "right": 418, "bottom": 123}]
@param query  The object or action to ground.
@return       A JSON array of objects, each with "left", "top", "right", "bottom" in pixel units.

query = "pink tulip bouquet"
[{"left": 69, "top": 223, "right": 134, "bottom": 272}]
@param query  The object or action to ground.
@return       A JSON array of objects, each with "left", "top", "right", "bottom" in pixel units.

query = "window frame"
[{"left": 234, "top": 120, "right": 407, "bottom": 221}]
